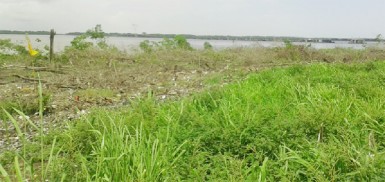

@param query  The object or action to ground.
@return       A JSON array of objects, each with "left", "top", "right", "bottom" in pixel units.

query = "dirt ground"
[
  {"left": 0, "top": 49, "right": 262, "bottom": 152},
  {"left": 2, "top": 47, "right": 384, "bottom": 152}
]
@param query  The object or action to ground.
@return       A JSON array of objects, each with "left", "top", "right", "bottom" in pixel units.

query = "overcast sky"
[{"left": 1, "top": 0, "right": 384, "bottom": 38}]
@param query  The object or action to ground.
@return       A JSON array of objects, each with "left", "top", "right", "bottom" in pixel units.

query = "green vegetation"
[
  {"left": 69, "top": 24, "right": 108, "bottom": 50},
  {"left": 139, "top": 35, "right": 193, "bottom": 53},
  {"left": 0, "top": 30, "right": 51, "bottom": 35},
  {"left": 0, "top": 37, "right": 50, "bottom": 63},
  {"left": 1, "top": 33, "right": 385, "bottom": 181},
  {"left": 375, "top": 34, "right": 383, "bottom": 43},
  {"left": 2, "top": 60, "right": 385, "bottom": 181},
  {"left": 204, "top": 41, "right": 213, "bottom": 50},
  {"left": 0, "top": 92, "right": 50, "bottom": 120},
  {"left": 0, "top": 39, "right": 28, "bottom": 56}
]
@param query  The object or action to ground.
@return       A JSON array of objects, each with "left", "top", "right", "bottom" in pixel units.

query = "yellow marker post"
[{"left": 26, "top": 35, "right": 39, "bottom": 56}]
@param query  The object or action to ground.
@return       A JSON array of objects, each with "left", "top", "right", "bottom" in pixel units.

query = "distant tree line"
[
  {"left": 0, "top": 30, "right": 51, "bottom": 35},
  {"left": 0, "top": 30, "right": 380, "bottom": 42},
  {"left": 66, "top": 32, "right": 308, "bottom": 42},
  {"left": 54, "top": 32, "right": 385, "bottom": 42}
]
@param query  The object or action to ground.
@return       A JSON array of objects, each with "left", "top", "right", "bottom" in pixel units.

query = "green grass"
[
  {"left": 0, "top": 93, "right": 50, "bottom": 120},
  {"left": 2, "top": 60, "right": 385, "bottom": 181}
]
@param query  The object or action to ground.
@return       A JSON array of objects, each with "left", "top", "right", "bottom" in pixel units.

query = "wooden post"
[{"left": 49, "top": 29, "right": 56, "bottom": 62}]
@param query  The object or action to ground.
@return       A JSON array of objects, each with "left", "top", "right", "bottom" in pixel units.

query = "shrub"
[
  {"left": 139, "top": 40, "right": 154, "bottom": 53},
  {"left": 275, "top": 40, "right": 313, "bottom": 61},
  {"left": 70, "top": 34, "right": 93, "bottom": 50},
  {"left": 204, "top": 42, "right": 213, "bottom": 50},
  {"left": 174, "top": 35, "right": 193, "bottom": 50},
  {"left": 139, "top": 35, "right": 193, "bottom": 52},
  {"left": 69, "top": 24, "right": 108, "bottom": 50},
  {"left": 0, "top": 39, "right": 29, "bottom": 55}
]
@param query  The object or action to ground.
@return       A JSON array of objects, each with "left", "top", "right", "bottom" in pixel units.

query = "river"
[{"left": 0, "top": 34, "right": 381, "bottom": 53}]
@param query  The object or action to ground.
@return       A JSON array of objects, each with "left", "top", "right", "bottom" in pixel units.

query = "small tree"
[
  {"left": 87, "top": 24, "right": 105, "bottom": 39},
  {"left": 138, "top": 35, "right": 194, "bottom": 52},
  {"left": 174, "top": 35, "right": 193, "bottom": 50},
  {"left": 160, "top": 37, "right": 175, "bottom": 50},
  {"left": 203, "top": 42, "right": 213, "bottom": 50},
  {"left": 375, "top": 34, "right": 383, "bottom": 43},
  {"left": 70, "top": 34, "right": 93, "bottom": 50},
  {"left": 70, "top": 24, "right": 107, "bottom": 50},
  {"left": 139, "top": 40, "right": 153, "bottom": 53},
  {"left": 284, "top": 39, "right": 293, "bottom": 49}
]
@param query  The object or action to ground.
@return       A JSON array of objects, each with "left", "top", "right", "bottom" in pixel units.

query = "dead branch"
[
  {"left": 1, "top": 65, "right": 67, "bottom": 74},
  {"left": 48, "top": 84, "right": 84, "bottom": 89},
  {"left": 12, "top": 75, "right": 47, "bottom": 83}
]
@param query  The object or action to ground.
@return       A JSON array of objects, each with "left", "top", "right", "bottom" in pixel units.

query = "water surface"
[{"left": 0, "top": 34, "right": 380, "bottom": 53}]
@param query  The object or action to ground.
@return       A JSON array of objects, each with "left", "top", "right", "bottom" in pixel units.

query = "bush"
[
  {"left": 139, "top": 35, "right": 193, "bottom": 52},
  {"left": 174, "top": 35, "right": 193, "bottom": 50},
  {"left": 70, "top": 34, "right": 93, "bottom": 50},
  {"left": 204, "top": 42, "right": 213, "bottom": 50},
  {"left": 69, "top": 24, "right": 108, "bottom": 50},
  {"left": 275, "top": 40, "right": 313, "bottom": 61},
  {"left": 0, "top": 39, "right": 29, "bottom": 55},
  {"left": 139, "top": 40, "right": 154, "bottom": 53}
]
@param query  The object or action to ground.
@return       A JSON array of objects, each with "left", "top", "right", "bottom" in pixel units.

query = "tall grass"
[
  {"left": 2, "top": 61, "right": 385, "bottom": 181},
  {"left": 1, "top": 78, "right": 61, "bottom": 181}
]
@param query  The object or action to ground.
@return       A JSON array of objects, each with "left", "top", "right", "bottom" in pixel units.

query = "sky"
[{"left": 0, "top": 0, "right": 384, "bottom": 38}]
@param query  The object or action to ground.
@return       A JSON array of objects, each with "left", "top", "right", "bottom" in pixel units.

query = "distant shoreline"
[{"left": 1, "top": 30, "right": 379, "bottom": 42}]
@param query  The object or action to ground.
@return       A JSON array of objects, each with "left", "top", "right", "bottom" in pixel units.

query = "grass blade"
[
  {"left": 60, "top": 173, "right": 66, "bottom": 182},
  {"left": 44, "top": 136, "right": 57, "bottom": 176},
  {"left": 0, "top": 164, "right": 12, "bottom": 182},
  {"left": 37, "top": 76, "right": 45, "bottom": 181},
  {"left": 14, "top": 156, "right": 23, "bottom": 182},
  {"left": 2, "top": 108, "right": 23, "bottom": 138},
  {"left": 259, "top": 157, "right": 269, "bottom": 182}
]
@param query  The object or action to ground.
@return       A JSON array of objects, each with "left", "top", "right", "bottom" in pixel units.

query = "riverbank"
[{"left": 1, "top": 45, "right": 385, "bottom": 181}]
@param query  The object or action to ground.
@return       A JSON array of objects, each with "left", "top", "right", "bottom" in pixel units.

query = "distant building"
[
  {"left": 305, "top": 39, "right": 316, "bottom": 43},
  {"left": 305, "top": 39, "right": 334, "bottom": 43},
  {"left": 320, "top": 39, "right": 334, "bottom": 43},
  {"left": 349, "top": 39, "right": 365, "bottom": 44}
]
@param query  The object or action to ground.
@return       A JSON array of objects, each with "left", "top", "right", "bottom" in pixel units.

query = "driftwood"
[
  {"left": 47, "top": 83, "right": 84, "bottom": 89},
  {"left": 12, "top": 74, "right": 47, "bottom": 83},
  {"left": 1, "top": 65, "right": 66, "bottom": 74}
]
